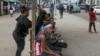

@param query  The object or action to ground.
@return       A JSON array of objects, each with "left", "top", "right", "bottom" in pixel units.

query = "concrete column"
[
  {"left": 95, "top": 0, "right": 97, "bottom": 5},
  {"left": 86, "top": 0, "right": 89, "bottom": 5},
  {"left": 93, "top": 0, "right": 95, "bottom": 5},
  {"left": 0, "top": 0, "right": 1, "bottom": 15},
  {"left": 99, "top": 0, "right": 100, "bottom": 5},
  {"left": 89, "top": 0, "right": 90, "bottom": 5},
  {"left": 97, "top": 0, "right": 99, "bottom": 5},
  {"left": 1, "top": 0, "right": 4, "bottom": 15}
]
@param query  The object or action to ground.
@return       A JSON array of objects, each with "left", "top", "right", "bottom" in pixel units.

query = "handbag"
[
  {"left": 55, "top": 39, "right": 67, "bottom": 48},
  {"left": 33, "top": 40, "right": 42, "bottom": 56}
]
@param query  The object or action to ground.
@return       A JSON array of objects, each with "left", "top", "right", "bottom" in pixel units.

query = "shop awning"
[
  {"left": 4, "top": 0, "right": 19, "bottom": 2},
  {"left": 10, "top": 0, "right": 19, "bottom": 2},
  {"left": 3, "top": 0, "right": 9, "bottom": 2}
]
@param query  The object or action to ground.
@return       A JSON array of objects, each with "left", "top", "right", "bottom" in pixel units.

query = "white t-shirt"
[{"left": 10, "top": 10, "right": 13, "bottom": 14}]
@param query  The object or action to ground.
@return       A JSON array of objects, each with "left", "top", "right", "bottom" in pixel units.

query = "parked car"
[
  {"left": 72, "top": 5, "right": 81, "bottom": 13},
  {"left": 93, "top": 6, "right": 100, "bottom": 14}
]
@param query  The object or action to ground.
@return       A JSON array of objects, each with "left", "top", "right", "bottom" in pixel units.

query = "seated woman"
[
  {"left": 49, "top": 17, "right": 61, "bottom": 38},
  {"left": 50, "top": 17, "right": 56, "bottom": 30},
  {"left": 36, "top": 9, "right": 47, "bottom": 35},
  {"left": 34, "top": 24, "right": 60, "bottom": 56},
  {"left": 39, "top": 17, "right": 50, "bottom": 32}
]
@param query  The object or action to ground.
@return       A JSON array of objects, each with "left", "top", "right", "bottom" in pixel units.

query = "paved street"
[
  {"left": 54, "top": 10, "right": 100, "bottom": 56},
  {"left": 0, "top": 12, "right": 31, "bottom": 56},
  {"left": 1, "top": 8, "right": 100, "bottom": 56},
  {"left": 73, "top": 10, "right": 100, "bottom": 22}
]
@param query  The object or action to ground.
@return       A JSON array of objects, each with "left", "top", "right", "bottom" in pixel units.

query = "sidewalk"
[
  {"left": 54, "top": 11, "right": 100, "bottom": 56},
  {"left": 0, "top": 11, "right": 31, "bottom": 56}
]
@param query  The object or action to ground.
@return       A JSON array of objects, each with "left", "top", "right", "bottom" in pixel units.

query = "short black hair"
[
  {"left": 90, "top": 8, "right": 94, "bottom": 11},
  {"left": 21, "top": 6, "right": 29, "bottom": 14}
]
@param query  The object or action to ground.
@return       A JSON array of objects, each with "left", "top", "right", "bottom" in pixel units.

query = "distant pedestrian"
[
  {"left": 67, "top": 5, "right": 69, "bottom": 12},
  {"left": 13, "top": 6, "right": 32, "bottom": 56},
  {"left": 59, "top": 4, "right": 64, "bottom": 19},
  {"left": 69, "top": 4, "right": 73, "bottom": 14},
  {"left": 50, "top": 4, "right": 54, "bottom": 18},
  {"left": 12, "top": 6, "right": 15, "bottom": 12},
  {"left": 85, "top": 5, "right": 89, "bottom": 12},
  {"left": 9, "top": 6, "right": 14, "bottom": 17},
  {"left": 88, "top": 8, "right": 98, "bottom": 33}
]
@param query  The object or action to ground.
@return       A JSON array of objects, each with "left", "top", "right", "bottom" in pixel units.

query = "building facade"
[
  {"left": 0, "top": 0, "right": 19, "bottom": 16},
  {"left": 67, "top": 0, "right": 79, "bottom": 3},
  {"left": 86, "top": 0, "right": 100, "bottom": 5}
]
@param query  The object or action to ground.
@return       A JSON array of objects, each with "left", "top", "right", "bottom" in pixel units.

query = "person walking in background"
[
  {"left": 85, "top": 4, "right": 88, "bottom": 12},
  {"left": 50, "top": 3, "right": 54, "bottom": 18},
  {"left": 69, "top": 4, "right": 73, "bottom": 14},
  {"left": 13, "top": 6, "right": 32, "bottom": 56},
  {"left": 59, "top": 4, "right": 64, "bottom": 19},
  {"left": 9, "top": 6, "right": 14, "bottom": 17},
  {"left": 89, "top": 8, "right": 98, "bottom": 33},
  {"left": 67, "top": 5, "right": 69, "bottom": 13},
  {"left": 12, "top": 5, "right": 15, "bottom": 13}
]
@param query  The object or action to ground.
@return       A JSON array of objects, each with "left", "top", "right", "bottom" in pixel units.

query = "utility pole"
[{"left": 31, "top": 0, "right": 36, "bottom": 56}]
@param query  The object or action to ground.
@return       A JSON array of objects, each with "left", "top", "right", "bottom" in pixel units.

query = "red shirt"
[{"left": 89, "top": 11, "right": 96, "bottom": 20}]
